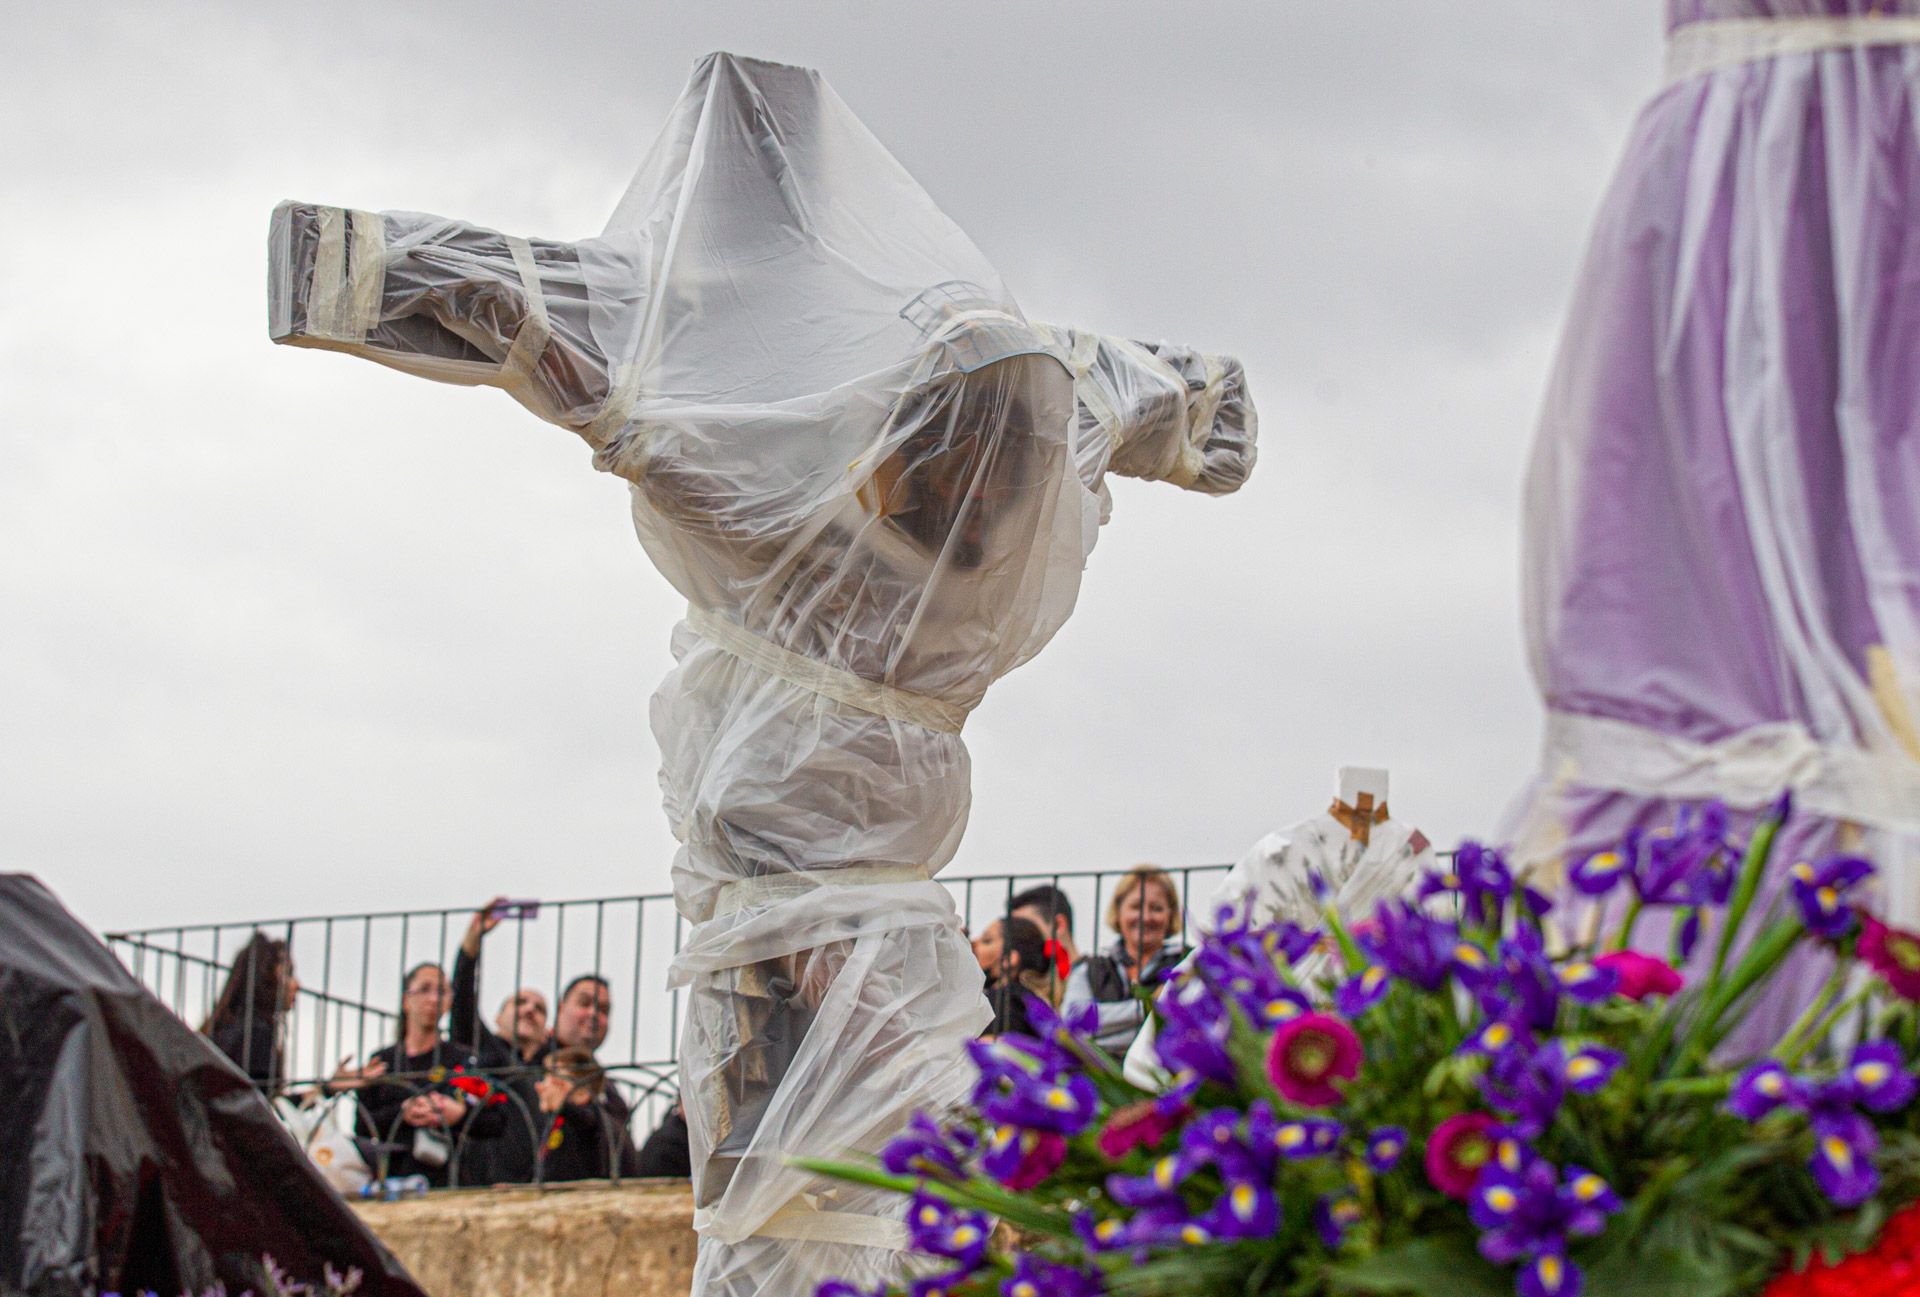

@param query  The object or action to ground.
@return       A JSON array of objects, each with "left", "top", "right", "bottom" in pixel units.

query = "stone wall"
[{"left": 353, "top": 1181, "right": 696, "bottom": 1297}]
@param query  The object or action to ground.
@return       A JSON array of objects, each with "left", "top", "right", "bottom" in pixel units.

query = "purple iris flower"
[
  {"left": 1480, "top": 1040, "right": 1618, "bottom": 1139},
  {"left": 1073, "top": 1210, "right": 1133, "bottom": 1254},
  {"left": 1366, "top": 1126, "right": 1408, "bottom": 1173},
  {"left": 1335, "top": 964, "right": 1391, "bottom": 1017},
  {"left": 1469, "top": 1158, "right": 1619, "bottom": 1295},
  {"left": 1261, "top": 918, "right": 1324, "bottom": 966},
  {"left": 974, "top": 1066, "right": 1098, "bottom": 1135},
  {"left": 981, "top": 1124, "right": 1067, "bottom": 1190},
  {"left": 905, "top": 1191, "right": 992, "bottom": 1272},
  {"left": 1568, "top": 848, "right": 1628, "bottom": 898},
  {"left": 1518, "top": 1252, "right": 1581, "bottom": 1297},
  {"left": 1808, "top": 1122, "right": 1880, "bottom": 1207},
  {"left": 1361, "top": 900, "right": 1458, "bottom": 991},
  {"left": 1193, "top": 924, "right": 1312, "bottom": 1029},
  {"left": 1420, "top": 841, "right": 1516, "bottom": 926},
  {"left": 1788, "top": 855, "right": 1875, "bottom": 938},
  {"left": 1726, "top": 1043, "right": 1919, "bottom": 1207},
  {"left": 817, "top": 1282, "right": 887, "bottom": 1297},
  {"left": 1179, "top": 1108, "right": 1273, "bottom": 1183},
  {"left": 1270, "top": 1117, "right": 1345, "bottom": 1161},
  {"left": 1554, "top": 960, "right": 1619, "bottom": 1004},
  {"left": 1835, "top": 1040, "right": 1920, "bottom": 1112},
  {"left": 1575, "top": 806, "right": 1736, "bottom": 913},
  {"left": 1209, "top": 896, "right": 1321, "bottom": 968},
  {"left": 1197, "top": 1179, "right": 1281, "bottom": 1241},
  {"left": 1000, "top": 1252, "right": 1105, "bottom": 1297},
  {"left": 1106, "top": 1152, "right": 1196, "bottom": 1208},
  {"left": 1727, "top": 1060, "right": 1804, "bottom": 1122},
  {"left": 910, "top": 1274, "right": 975, "bottom": 1297},
  {"left": 969, "top": 1024, "right": 1077, "bottom": 1084},
  {"left": 881, "top": 1112, "right": 977, "bottom": 1180},
  {"left": 1025, "top": 995, "right": 1102, "bottom": 1057},
  {"left": 1468, "top": 928, "right": 1568, "bottom": 1035},
  {"left": 1313, "top": 1192, "right": 1365, "bottom": 1250},
  {"left": 1152, "top": 977, "right": 1237, "bottom": 1086}
]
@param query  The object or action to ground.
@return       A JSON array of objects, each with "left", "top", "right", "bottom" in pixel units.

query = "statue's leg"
[{"left": 679, "top": 919, "right": 985, "bottom": 1297}]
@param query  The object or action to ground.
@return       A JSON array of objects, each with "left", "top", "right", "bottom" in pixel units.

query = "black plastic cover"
[{"left": 0, "top": 875, "right": 428, "bottom": 1297}]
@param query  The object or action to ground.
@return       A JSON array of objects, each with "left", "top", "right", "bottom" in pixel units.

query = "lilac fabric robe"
[{"left": 1514, "top": 0, "right": 1920, "bottom": 1045}]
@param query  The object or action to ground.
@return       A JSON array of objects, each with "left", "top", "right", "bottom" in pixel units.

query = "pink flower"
[
  {"left": 1594, "top": 950, "right": 1683, "bottom": 1001},
  {"left": 990, "top": 1128, "right": 1066, "bottom": 1190},
  {"left": 1266, "top": 1012, "right": 1363, "bottom": 1108},
  {"left": 1425, "top": 1112, "right": 1501, "bottom": 1199},
  {"left": 1860, "top": 914, "right": 1920, "bottom": 1001},
  {"left": 1096, "top": 1100, "right": 1186, "bottom": 1160}
]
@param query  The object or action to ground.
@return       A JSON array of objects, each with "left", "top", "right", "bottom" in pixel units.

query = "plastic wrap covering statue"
[
  {"left": 1509, "top": 0, "right": 1920, "bottom": 1048},
  {"left": 268, "top": 51, "right": 1257, "bottom": 1295},
  {"left": 0, "top": 875, "right": 425, "bottom": 1297}
]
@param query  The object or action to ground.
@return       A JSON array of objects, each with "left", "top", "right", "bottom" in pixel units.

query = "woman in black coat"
[{"left": 202, "top": 931, "right": 297, "bottom": 1094}]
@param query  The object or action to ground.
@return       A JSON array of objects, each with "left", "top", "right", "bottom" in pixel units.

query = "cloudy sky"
[{"left": 4, "top": 1, "right": 1666, "bottom": 937}]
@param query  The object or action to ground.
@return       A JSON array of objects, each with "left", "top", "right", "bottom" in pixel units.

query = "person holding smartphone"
[{"left": 450, "top": 897, "right": 640, "bottom": 1183}]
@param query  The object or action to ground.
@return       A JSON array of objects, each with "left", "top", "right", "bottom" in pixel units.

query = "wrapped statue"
[
  {"left": 268, "top": 51, "right": 1256, "bottom": 1295},
  {"left": 1510, "top": 1, "right": 1920, "bottom": 1041}
]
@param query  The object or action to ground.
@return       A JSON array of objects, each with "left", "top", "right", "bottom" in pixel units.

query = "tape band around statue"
[
  {"left": 753, "top": 1196, "right": 911, "bottom": 1249},
  {"left": 1543, "top": 709, "right": 1920, "bottom": 831},
  {"left": 1166, "top": 353, "right": 1228, "bottom": 490},
  {"left": 711, "top": 863, "right": 934, "bottom": 920},
  {"left": 498, "top": 236, "right": 552, "bottom": 390},
  {"left": 1667, "top": 15, "right": 1920, "bottom": 84},
  {"left": 306, "top": 207, "right": 385, "bottom": 345},
  {"left": 688, "top": 607, "right": 971, "bottom": 735}
]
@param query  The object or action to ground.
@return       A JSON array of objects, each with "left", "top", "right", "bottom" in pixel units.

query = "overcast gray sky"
[{"left": 3, "top": 2, "right": 1666, "bottom": 935}]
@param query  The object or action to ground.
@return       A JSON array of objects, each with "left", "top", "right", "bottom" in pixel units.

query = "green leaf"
[
  {"left": 1580, "top": 1243, "right": 1745, "bottom": 1297},
  {"left": 1323, "top": 1235, "right": 1512, "bottom": 1297}
]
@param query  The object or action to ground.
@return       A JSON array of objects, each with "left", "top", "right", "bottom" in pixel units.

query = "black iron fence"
[{"left": 105, "top": 862, "right": 1234, "bottom": 1188}]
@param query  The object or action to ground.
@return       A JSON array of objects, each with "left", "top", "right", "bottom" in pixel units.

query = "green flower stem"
[
  {"left": 1647, "top": 1075, "right": 1734, "bottom": 1100},
  {"left": 1672, "top": 917, "right": 1804, "bottom": 1074},
  {"left": 789, "top": 1157, "right": 1076, "bottom": 1239},
  {"left": 1707, "top": 811, "right": 1784, "bottom": 990},
  {"left": 1323, "top": 902, "right": 1366, "bottom": 976},
  {"left": 1609, "top": 897, "right": 1646, "bottom": 954},
  {"left": 1780, "top": 985, "right": 1875, "bottom": 1069},
  {"left": 1767, "top": 963, "right": 1849, "bottom": 1064}
]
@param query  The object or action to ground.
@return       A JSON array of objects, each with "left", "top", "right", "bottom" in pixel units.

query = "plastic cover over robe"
[
  {"left": 266, "top": 52, "right": 1256, "bottom": 1296},
  {"left": 1509, "top": 0, "right": 1920, "bottom": 1044},
  {"left": 0, "top": 875, "right": 427, "bottom": 1297}
]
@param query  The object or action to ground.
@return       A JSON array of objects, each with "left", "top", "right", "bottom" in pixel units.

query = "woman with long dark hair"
[{"left": 201, "top": 931, "right": 297, "bottom": 1092}]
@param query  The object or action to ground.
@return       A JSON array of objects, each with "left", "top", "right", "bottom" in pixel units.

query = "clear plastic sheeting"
[
  {"left": 1122, "top": 815, "right": 1434, "bottom": 1088},
  {"left": 1511, "top": 0, "right": 1920, "bottom": 1034},
  {"left": 269, "top": 51, "right": 1256, "bottom": 1296}
]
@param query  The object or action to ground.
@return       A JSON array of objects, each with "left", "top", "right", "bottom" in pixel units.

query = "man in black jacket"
[{"left": 450, "top": 899, "right": 641, "bottom": 1183}]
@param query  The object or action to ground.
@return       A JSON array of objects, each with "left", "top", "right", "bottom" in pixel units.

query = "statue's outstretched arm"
[
  {"left": 1048, "top": 328, "right": 1258, "bottom": 497},
  {"left": 268, "top": 202, "right": 617, "bottom": 439}
]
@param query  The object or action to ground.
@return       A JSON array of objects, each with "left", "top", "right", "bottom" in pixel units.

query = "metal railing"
[{"left": 105, "top": 862, "right": 1234, "bottom": 1187}]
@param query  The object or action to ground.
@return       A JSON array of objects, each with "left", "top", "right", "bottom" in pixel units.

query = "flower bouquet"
[{"left": 802, "top": 799, "right": 1920, "bottom": 1297}]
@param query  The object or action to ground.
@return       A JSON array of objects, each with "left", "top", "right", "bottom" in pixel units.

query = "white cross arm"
[{"left": 267, "top": 202, "right": 618, "bottom": 446}]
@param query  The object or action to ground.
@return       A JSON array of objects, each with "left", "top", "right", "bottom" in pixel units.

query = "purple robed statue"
[{"left": 1513, "top": 0, "right": 1920, "bottom": 1042}]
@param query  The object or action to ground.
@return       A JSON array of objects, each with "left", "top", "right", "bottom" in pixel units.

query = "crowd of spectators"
[
  {"left": 972, "top": 867, "right": 1189, "bottom": 1058},
  {"left": 200, "top": 901, "right": 690, "bottom": 1191},
  {"left": 200, "top": 869, "right": 1191, "bottom": 1193}
]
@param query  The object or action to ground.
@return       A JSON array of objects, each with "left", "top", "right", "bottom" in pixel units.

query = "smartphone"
[{"left": 489, "top": 899, "right": 541, "bottom": 921}]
